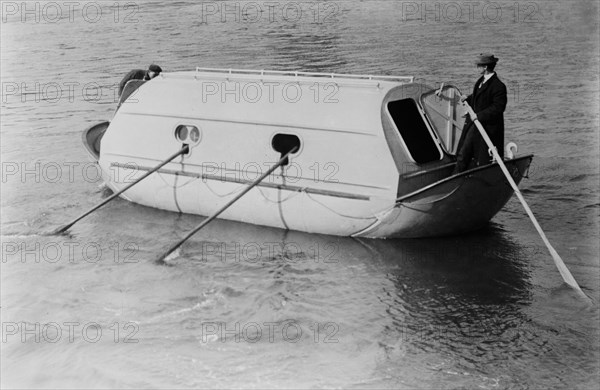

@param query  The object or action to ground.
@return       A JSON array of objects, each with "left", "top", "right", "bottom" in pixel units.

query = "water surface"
[{"left": 1, "top": 1, "right": 599, "bottom": 388}]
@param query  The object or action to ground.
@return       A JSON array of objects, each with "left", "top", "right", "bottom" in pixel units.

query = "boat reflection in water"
[
  {"left": 158, "top": 214, "right": 532, "bottom": 321},
  {"left": 146, "top": 214, "right": 535, "bottom": 385}
]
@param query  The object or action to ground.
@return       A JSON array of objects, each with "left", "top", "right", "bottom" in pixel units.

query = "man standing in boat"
[
  {"left": 454, "top": 54, "right": 507, "bottom": 173},
  {"left": 118, "top": 64, "right": 162, "bottom": 96}
]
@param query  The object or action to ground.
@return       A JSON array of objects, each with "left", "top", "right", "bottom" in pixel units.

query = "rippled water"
[{"left": 1, "top": 1, "right": 599, "bottom": 388}]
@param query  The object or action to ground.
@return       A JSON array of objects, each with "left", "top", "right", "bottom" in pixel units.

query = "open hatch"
[{"left": 419, "top": 85, "right": 467, "bottom": 155}]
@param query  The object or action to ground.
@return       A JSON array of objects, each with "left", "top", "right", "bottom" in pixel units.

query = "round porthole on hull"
[
  {"left": 271, "top": 133, "right": 301, "bottom": 165},
  {"left": 174, "top": 125, "right": 202, "bottom": 151},
  {"left": 175, "top": 125, "right": 188, "bottom": 142}
]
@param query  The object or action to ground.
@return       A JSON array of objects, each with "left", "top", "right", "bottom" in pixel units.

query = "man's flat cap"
[{"left": 148, "top": 64, "right": 162, "bottom": 73}]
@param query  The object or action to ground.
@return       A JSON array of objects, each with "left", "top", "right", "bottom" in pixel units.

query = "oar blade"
[
  {"left": 154, "top": 246, "right": 181, "bottom": 265},
  {"left": 42, "top": 224, "right": 71, "bottom": 236},
  {"left": 547, "top": 245, "right": 590, "bottom": 300},
  {"left": 164, "top": 247, "right": 182, "bottom": 264},
  {"left": 46, "top": 146, "right": 188, "bottom": 235}
]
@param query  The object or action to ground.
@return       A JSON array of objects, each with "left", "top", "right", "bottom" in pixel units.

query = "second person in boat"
[{"left": 118, "top": 64, "right": 163, "bottom": 97}]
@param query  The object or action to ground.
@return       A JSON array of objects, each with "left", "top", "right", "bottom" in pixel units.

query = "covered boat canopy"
[{"left": 111, "top": 68, "right": 466, "bottom": 198}]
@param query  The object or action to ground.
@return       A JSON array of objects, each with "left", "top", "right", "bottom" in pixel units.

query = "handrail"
[{"left": 194, "top": 67, "right": 414, "bottom": 83}]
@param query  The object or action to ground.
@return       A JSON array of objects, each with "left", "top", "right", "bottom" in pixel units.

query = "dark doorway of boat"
[{"left": 271, "top": 133, "right": 300, "bottom": 165}]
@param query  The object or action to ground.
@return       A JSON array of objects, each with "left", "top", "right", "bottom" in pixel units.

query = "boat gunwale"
[{"left": 395, "top": 154, "right": 534, "bottom": 203}]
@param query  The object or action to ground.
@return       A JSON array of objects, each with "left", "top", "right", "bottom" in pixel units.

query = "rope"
[
  {"left": 156, "top": 171, "right": 198, "bottom": 189},
  {"left": 256, "top": 185, "right": 303, "bottom": 203},
  {"left": 304, "top": 192, "right": 390, "bottom": 221},
  {"left": 203, "top": 179, "right": 245, "bottom": 198}
]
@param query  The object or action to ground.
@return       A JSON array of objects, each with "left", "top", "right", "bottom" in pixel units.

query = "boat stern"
[{"left": 81, "top": 121, "right": 110, "bottom": 162}]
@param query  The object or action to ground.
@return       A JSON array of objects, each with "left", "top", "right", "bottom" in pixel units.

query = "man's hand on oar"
[
  {"left": 45, "top": 145, "right": 189, "bottom": 235},
  {"left": 156, "top": 147, "right": 299, "bottom": 265}
]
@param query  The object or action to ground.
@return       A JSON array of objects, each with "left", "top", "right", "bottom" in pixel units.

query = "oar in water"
[
  {"left": 156, "top": 147, "right": 298, "bottom": 264},
  {"left": 463, "top": 102, "right": 588, "bottom": 299},
  {"left": 48, "top": 145, "right": 189, "bottom": 235}
]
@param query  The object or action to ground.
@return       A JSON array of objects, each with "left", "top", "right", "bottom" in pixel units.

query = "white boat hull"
[
  {"left": 100, "top": 158, "right": 387, "bottom": 237},
  {"left": 97, "top": 151, "right": 531, "bottom": 238},
  {"left": 86, "top": 68, "right": 532, "bottom": 238}
]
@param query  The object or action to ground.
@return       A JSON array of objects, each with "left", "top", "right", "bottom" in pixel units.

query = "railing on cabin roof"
[{"left": 193, "top": 67, "right": 414, "bottom": 84}]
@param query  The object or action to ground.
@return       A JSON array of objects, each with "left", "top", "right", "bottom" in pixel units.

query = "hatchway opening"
[
  {"left": 387, "top": 98, "right": 441, "bottom": 164},
  {"left": 271, "top": 134, "right": 300, "bottom": 165}
]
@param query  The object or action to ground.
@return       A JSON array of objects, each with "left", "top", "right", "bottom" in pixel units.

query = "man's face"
[
  {"left": 477, "top": 64, "right": 487, "bottom": 75},
  {"left": 148, "top": 71, "right": 157, "bottom": 79}
]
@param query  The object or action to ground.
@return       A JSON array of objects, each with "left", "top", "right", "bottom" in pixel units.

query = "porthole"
[
  {"left": 174, "top": 125, "right": 202, "bottom": 145},
  {"left": 189, "top": 127, "right": 200, "bottom": 143},
  {"left": 175, "top": 126, "right": 188, "bottom": 142},
  {"left": 271, "top": 133, "right": 301, "bottom": 165}
]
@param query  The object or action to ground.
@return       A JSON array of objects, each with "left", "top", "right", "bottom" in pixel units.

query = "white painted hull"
[
  {"left": 99, "top": 157, "right": 388, "bottom": 237},
  {"left": 97, "top": 152, "right": 531, "bottom": 238},
  {"left": 89, "top": 69, "right": 532, "bottom": 238}
]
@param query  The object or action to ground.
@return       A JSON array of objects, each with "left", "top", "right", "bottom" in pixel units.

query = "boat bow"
[{"left": 353, "top": 155, "right": 533, "bottom": 238}]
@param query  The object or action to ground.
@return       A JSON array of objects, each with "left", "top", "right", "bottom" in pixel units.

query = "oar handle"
[
  {"left": 157, "top": 147, "right": 299, "bottom": 263},
  {"left": 50, "top": 145, "right": 189, "bottom": 235},
  {"left": 463, "top": 102, "right": 587, "bottom": 297}
]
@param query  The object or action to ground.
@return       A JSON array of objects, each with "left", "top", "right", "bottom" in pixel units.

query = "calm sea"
[{"left": 1, "top": 1, "right": 599, "bottom": 388}]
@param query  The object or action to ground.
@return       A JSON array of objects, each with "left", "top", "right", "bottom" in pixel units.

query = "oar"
[
  {"left": 463, "top": 102, "right": 588, "bottom": 299},
  {"left": 48, "top": 145, "right": 189, "bottom": 235},
  {"left": 156, "top": 147, "right": 298, "bottom": 264}
]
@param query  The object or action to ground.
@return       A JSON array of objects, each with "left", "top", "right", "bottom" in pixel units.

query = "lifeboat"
[{"left": 82, "top": 68, "right": 532, "bottom": 238}]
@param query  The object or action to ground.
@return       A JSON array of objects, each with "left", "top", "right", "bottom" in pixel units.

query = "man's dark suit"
[
  {"left": 454, "top": 73, "right": 507, "bottom": 172},
  {"left": 118, "top": 69, "right": 148, "bottom": 96}
]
